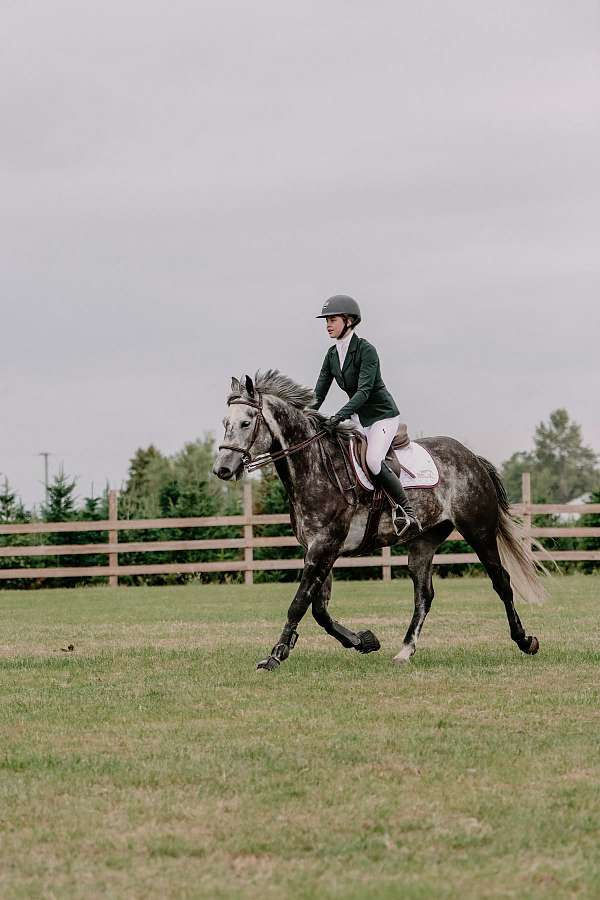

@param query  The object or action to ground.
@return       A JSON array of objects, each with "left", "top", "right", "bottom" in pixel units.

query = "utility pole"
[{"left": 39, "top": 452, "right": 51, "bottom": 506}]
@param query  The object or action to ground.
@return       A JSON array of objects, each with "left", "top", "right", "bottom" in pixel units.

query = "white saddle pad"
[{"left": 350, "top": 440, "right": 439, "bottom": 491}]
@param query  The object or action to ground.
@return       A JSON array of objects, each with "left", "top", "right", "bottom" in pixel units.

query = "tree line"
[{"left": 1, "top": 409, "right": 598, "bottom": 587}]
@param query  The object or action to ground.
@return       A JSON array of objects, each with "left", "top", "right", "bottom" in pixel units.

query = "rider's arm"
[
  {"left": 310, "top": 353, "right": 333, "bottom": 410},
  {"left": 333, "top": 343, "right": 378, "bottom": 420}
]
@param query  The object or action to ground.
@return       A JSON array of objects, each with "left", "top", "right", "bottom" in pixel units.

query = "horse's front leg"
[
  {"left": 256, "top": 544, "right": 337, "bottom": 671},
  {"left": 312, "top": 573, "right": 381, "bottom": 655}
]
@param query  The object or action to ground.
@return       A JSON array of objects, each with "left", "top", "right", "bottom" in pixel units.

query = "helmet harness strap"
[{"left": 339, "top": 315, "right": 353, "bottom": 339}]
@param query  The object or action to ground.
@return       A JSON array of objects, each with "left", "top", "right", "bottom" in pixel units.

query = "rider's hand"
[{"left": 322, "top": 414, "right": 342, "bottom": 433}]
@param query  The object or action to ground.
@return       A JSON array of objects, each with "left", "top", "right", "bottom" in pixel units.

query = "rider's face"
[{"left": 325, "top": 315, "right": 346, "bottom": 339}]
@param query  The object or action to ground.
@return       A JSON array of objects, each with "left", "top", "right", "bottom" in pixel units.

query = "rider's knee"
[{"left": 366, "top": 448, "right": 382, "bottom": 475}]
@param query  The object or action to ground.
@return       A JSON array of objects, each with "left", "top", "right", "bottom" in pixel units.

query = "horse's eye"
[{"left": 241, "top": 421, "right": 251, "bottom": 428}]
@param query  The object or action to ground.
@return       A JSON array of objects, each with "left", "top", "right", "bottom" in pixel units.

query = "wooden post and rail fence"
[{"left": 0, "top": 475, "right": 599, "bottom": 585}]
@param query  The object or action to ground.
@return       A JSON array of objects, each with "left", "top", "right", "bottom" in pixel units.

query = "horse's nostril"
[{"left": 217, "top": 466, "right": 233, "bottom": 480}]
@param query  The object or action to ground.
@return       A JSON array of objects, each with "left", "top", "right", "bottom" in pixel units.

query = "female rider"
[{"left": 311, "top": 294, "right": 420, "bottom": 539}]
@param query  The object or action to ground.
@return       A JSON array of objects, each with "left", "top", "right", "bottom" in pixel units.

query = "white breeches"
[{"left": 350, "top": 414, "right": 401, "bottom": 475}]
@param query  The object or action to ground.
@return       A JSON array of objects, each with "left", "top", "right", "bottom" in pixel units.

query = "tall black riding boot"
[{"left": 372, "top": 461, "right": 422, "bottom": 540}]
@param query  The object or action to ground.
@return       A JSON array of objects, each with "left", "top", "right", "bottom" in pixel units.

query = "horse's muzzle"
[
  {"left": 212, "top": 450, "right": 244, "bottom": 481},
  {"left": 213, "top": 465, "right": 234, "bottom": 480}
]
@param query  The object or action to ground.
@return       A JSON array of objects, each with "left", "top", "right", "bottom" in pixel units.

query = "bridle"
[
  {"left": 218, "top": 391, "right": 359, "bottom": 504},
  {"left": 218, "top": 392, "right": 327, "bottom": 474}
]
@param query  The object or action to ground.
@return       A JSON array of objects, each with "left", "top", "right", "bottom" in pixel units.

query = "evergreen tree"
[
  {"left": 172, "top": 438, "right": 216, "bottom": 487},
  {"left": 0, "top": 477, "right": 18, "bottom": 522},
  {"left": 43, "top": 468, "right": 78, "bottom": 522},
  {"left": 502, "top": 409, "right": 599, "bottom": 503},
  {"left": 159, "top": 437, "right": 240, "bottom": 583},
  {"left": 35, "top": 468, "right": 79, "bottom": 586},
  {"left": 76, "top": 489, "right": 110, "bottom": 570},
  {"left": 120, "top": 445, "right": 172, "bottom": 518},
  {"left": 0, "top": 478, "right": 34, "bottom": 586},
  {"left": 117, "top": 436, "right": 242, "bottom": 585},
  {"left": 80, "top": 495, "right": 101, "bottom": 519}
]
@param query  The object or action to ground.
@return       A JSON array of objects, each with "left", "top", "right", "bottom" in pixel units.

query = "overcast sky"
[{"left": 2, "top": 0, "right": 599, "bottom": 507}]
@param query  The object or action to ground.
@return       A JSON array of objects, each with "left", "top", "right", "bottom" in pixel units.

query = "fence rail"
[{"left": 0, "top": 475, "right": 598, "bottom": 584}]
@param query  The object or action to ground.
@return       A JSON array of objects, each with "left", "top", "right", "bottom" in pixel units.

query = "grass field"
[{"left": 1, "top": 574, "right": 599, "bottom": 899}]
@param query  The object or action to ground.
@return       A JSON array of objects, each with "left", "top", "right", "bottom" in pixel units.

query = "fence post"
[
  {"left": 108, "top": 489, "right": 119, "bottom": 588},
  {"left": 243, "top": 481, "right": 254, "bottom": 585},
  {"left": 382, "top": 546, "right": 392, "bottom": 582},
  {"left": 521, "top": 472, "right": 532, "bottom": 555}
]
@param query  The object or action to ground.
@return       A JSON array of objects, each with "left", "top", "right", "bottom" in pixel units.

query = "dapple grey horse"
[{"left": 213, "top": 371, "right": 542, "bottom": 671}]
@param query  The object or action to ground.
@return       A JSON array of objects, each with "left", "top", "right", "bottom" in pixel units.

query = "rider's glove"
[{"left": 322, "top": 414, "right": 342, "bottom": 433}]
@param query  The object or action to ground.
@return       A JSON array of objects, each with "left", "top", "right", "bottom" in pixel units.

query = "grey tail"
[{"left": 477, "top": 456, "right": 548, "bottom": 604}]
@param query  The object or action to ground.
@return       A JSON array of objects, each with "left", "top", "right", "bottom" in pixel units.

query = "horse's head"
[{"left": 212, "top": 375, "right": 274, "bottom": 481}]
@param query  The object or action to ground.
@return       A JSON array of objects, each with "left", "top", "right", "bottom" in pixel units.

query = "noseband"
[
  {"left": 218, "top": 394, "right": 272, "bottom": 469},
  {"left": 218, "top": 392, "right": 326, "bottom": 474}
]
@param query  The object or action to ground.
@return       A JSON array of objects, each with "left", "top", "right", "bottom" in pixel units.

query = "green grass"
[{"left": 1, "top": 574, "right": 599, "bottom": 899}]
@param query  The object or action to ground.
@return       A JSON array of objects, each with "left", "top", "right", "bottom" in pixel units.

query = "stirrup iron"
[{"left": 392, "top": 504, "right": 412, "bottom": 538}]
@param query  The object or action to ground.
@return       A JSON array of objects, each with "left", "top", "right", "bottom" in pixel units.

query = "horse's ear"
[
  {"left": 244, "top": 375, "right": 255, "bottom": 398},
  {"left": 230, "top": 376, "right": 240, "bottom": 394}
]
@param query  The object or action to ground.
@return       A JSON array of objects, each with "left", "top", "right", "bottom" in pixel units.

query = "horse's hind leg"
[
  {"left": 394, "top": 522, "right": 453, "bottom": 664},
  {"left": 462, "top": 530, "right": 539, "bottom": 656},
  {"left": 312, "top": 574, "right": 381, "bottom": 655}
]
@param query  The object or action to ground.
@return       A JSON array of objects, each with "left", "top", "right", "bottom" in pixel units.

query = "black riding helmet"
[{"left": 316, "top": 294, "right": 362, "bottom": 326}]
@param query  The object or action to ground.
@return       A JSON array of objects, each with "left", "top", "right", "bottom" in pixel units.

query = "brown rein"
[{"left": 218, "top": 394, "right": 327, "bottom": 474}]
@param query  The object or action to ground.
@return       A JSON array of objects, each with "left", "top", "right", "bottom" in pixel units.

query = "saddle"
[
  {"left": 346, "top": 422, "right": 411, "bottom": 556},
  {"left": 353, "top": 422, "right": 410, "bottom": 479}
]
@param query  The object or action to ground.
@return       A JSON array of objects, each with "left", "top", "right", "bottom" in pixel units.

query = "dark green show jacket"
[{"left": 312, "top": 333, "right": 400, "bottom": 427}]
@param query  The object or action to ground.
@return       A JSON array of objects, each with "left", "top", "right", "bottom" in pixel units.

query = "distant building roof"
[{"left": 557, "top": 494, "right": 592, "bottom": 522}]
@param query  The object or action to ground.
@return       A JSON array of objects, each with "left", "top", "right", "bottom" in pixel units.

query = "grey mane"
[
  {"left": 228, "top": 369, "right": 314, "bottom": 408},
  {"left": 228, "top": 369, "right": 357, "bottom": 439},
  {"left": 255, "top": 369, "right": 315, "bottom": 408}
]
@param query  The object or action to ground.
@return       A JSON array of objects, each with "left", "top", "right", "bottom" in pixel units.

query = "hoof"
[
  {"left": 525, "top": 635, "right": 539, "bottom": 655},
  {"left": 256, "top": 655, "right": 280, "bottom": 671},
  {"left": 356, "top": 630, "right": 381, "bottom": 654},
  {"left": 393, "top": 645, "right": 414, "bottom": 665}
]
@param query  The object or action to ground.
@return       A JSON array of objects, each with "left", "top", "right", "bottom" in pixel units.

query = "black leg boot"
[{"left": 372, "top": 461, "right": 422, "bottom": 540}]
